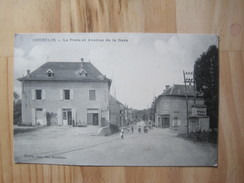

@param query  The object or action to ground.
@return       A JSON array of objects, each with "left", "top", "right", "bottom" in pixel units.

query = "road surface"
[{"left": 14, "top": 121, "right": 217, "bottom": 166}]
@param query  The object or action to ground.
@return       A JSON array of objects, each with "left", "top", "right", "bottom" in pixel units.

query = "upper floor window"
[
  {"left": 76, "top": 69, "right": 87, "bottom": 77},
  {"left": 60, "top": 89, "right": 73, "bottom": 100},
  {"left": 89, "top": 90, "right": 96, "bottom": 100},
  {"left": 32, "top": 89, "right": 45, "bottom": 100},
  {"left": 46, "top": 69, "right": 54, "bottom": 78},
  {"left": 36, "top": 89, "right": 42, "bottom": 100},
  {"left": 64, "top": 90, "right": 70, "bottom": 100}
]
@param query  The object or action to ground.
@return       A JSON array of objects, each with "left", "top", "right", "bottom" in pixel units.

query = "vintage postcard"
[{"left": 14, "top": 33, "right": 218, "bottom": 166}]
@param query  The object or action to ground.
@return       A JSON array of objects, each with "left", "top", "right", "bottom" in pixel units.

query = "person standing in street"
[
  {"left": 131, "top": 126, "right": 134, "bottom": 134},
  {"left": 138, "top": 126, "right": 141, "bottom": 133},
  {"left": 121, "top": 128, "right": 124, "bottom": 139}
]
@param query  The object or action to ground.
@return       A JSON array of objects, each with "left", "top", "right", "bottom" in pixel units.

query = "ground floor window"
[{"left": 172, "top": 117, "right": 181, "bottom": 127}]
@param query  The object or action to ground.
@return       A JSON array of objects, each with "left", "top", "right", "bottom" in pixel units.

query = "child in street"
[{"left": 121, "top": 128, "right": 124, "bottom": 139}]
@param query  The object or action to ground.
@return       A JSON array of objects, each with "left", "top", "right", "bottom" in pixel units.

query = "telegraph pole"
[
  {"left": 183, "top": 70, "right": 189, "bottom": 135},
  {"left": 183, "top": 71, "right": 194, "bottom": 135},
  {"left": 193, "top": 71, "right": 196, "bottom": 105}
]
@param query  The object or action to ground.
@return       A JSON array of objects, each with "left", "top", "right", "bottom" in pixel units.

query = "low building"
[
  {"left": 18, "top": 59, "right": 112, "bottom": 127},
  {"left": 109, "top": 95, "right": 126, "bottom": 127},
  {"left": 155, "top": 84, "right": 208, "bottom": 133}
]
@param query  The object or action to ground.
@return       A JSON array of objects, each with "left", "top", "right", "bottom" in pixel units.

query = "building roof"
[
  {"left": 155, "top": 84, "right": 203, "bottom": 104},
  {"left": 162, "top": 84, "right": 199, "bottom": 97},
  {"left": 18, "top": 62, "right": 112, "bottom": 85},
  {"left": 109, "top": 95, "right": 125, "bottom": 107}
]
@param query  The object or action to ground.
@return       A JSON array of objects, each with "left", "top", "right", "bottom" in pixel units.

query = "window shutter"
[
  {"left": 43, "top": 108, "right": 47, "bottom": 125},
  {"left": 42, "top": 89, "right": 45, "bottom": 100},
  {"left": 60, "top": 89, "right": 63, "bottom": 100},
  {"left": 57, "top": 109, "right": 62, "bottom": 125},
  {"left": 70, "top": 89, "right": 74, "bottom": 100},
  {"left": 32, "top": 89, "right": 35, "bottom": 100},
  {"left": 32, "top": 108, "right": 35, "bottom": 125}
]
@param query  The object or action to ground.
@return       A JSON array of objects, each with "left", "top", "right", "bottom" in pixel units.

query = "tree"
[
  {"left": 194, "top": 45, "right": 218, "bottom": 130},
  {"left": 14, "top": 92, "right": 22, "bottom": 125},
  {"left": 150, "top": 97, "right": 157, "bottom": 122}
]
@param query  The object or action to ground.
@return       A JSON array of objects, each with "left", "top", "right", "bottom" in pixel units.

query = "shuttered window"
[
  {"left": 64, "top": 90, "right": 70, "bottom": 100},
  {"left": 60, "top": 89, "right": 73, "bottom": 100},
  {"left": 36, "top": 90, "right": 42, "bottom": 100}
]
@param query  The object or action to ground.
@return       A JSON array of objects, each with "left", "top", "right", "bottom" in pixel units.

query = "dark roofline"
[
  {"left": 18, "top": 78, "right": 111, "bottom": 83},
  {"left": 109, "top": 95, "right": 125, "bottom": 107},
  {"left": 17, "top": 61, "right": 112, "bottom": 86},
  {"left": 154, "top": 84, "right": 203, "bottom": 105},
  {"left": 156, "top": 94, "right": 203, "bottom": 100}
]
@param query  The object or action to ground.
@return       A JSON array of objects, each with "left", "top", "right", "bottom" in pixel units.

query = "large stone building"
[
  {"left": 18, "top": 59, "right": 112, "bottom": 127},
  {"left": 154, "top": 84, "right": 207, "bottom": 133}
]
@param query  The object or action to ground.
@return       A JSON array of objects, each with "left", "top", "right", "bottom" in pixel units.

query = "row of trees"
[{"left": 194, "top": 45, "right": 219, "bottom": 130}]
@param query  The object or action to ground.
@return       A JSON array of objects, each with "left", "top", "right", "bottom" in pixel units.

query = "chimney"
[
  {"left": 165, "top": 85, "right": 170, "bottom": 90},
  {"left": 27, "top": 70, "right": 30, "bottom": 78},
  {"left": 81, "top": 58, "right": 84, "bottom": 68}
]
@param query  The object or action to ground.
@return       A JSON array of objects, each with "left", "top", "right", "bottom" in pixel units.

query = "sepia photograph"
[{"left": 14, "top": 33, "right": 218, "bottom": 166}]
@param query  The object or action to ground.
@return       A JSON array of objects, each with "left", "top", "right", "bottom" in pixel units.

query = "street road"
[{"left": 14, "top": 121, "right": 217, "bottom": 166}]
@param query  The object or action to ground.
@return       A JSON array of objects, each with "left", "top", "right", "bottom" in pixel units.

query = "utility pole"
[
  {"left": 193, "top": 71, "right": 196, "bottom": 105},
  {"left": 183, "top": 71, "right": 195, "bottom": 135}
]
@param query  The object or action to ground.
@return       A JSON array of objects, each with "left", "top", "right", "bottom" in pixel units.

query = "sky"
[{"left": 14, "top": 33, "right": 218, "bottom": 110}]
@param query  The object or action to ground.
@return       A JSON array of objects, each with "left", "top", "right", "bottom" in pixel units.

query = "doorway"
[
  {"left": 62, "top": 109, "right": 72, "bottom": 125},
  {"left": 36, "top": 108, "right": 45, "bottom": 125},
  {"left": 161, "top": 117, "right": 170, "bottom": 128},
  {"left": 87, "top": 113, "right": 99, "bottom": 126}
]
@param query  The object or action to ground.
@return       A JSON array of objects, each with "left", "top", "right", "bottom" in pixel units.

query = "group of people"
[{"left": 120, "top": 124, "right": 148, "bottom": 139}]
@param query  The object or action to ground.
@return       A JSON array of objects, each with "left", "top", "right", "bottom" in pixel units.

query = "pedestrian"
[
  {"left": 121, "top": 128, "right": 124, "bottom": 139},
  {"left": 138, "top": 126, "right": 141, "bottom": 133},
  {"left": 131, "top": 126, "right": 134, "bottom": 133}
]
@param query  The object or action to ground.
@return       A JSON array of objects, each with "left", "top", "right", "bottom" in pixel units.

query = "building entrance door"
[
  {"left": 62, "top": 109, "right": 72, "bottom": 125},
  {"left": 87, "top": 113, "right": 99, "bottom": 126},
  {"left": 67, "top": 111, "right": 72, "bottom": 126},
  {"left": 93, "top": 113, "right": 98, "bottom": 125},
  {"left": 162, "top": 117, "right": 170, "bottom": 128},
  {"left": 36, "top": 108, "right": 45, "bottom": 125},
  {"left": 87, "top": 109, "right": 99, "bottom": 126}
]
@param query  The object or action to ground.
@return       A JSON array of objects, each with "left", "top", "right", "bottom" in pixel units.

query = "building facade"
[
  {"left": 155, "top": 84, "right": 205, "bottom": 133},
  {"left": 18, "top": 60, "right": 112, "bottom": 127},
  {"left": 109, "top": 95, "right": 126, "bottom": 127}
]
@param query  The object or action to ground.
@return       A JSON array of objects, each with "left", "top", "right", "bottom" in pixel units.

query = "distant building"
[
  {"left": 109, "top": 95, "right": 127, "bottom": 127},
  {"left": 154, "top": 84, "right": 208, "bottom": 133},
  {"left": 18, "top": 59, "right": 112, "bottom": 127}
]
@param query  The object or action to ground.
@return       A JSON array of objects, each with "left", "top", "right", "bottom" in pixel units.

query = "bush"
[
  {"left": 182, "top": 130, "right": 217, "bottom": 144},
  {"left": 46, "top": 112, "right": 52, "bottom": 126},
  {"left": 14, "top": 100, "right": 22, "bottom": 125}
]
